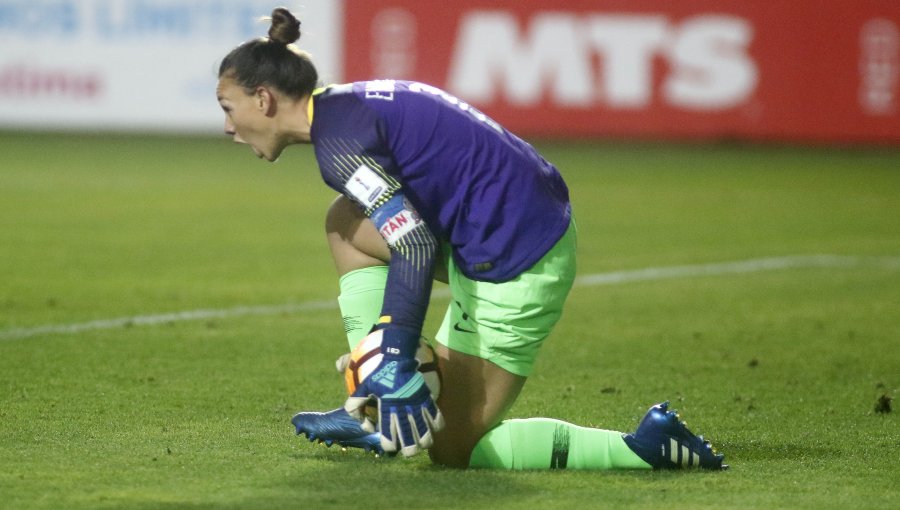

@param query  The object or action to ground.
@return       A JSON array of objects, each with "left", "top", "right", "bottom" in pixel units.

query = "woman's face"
[{"left": 216, "top": 76, "right": 285, "bottom": 162}]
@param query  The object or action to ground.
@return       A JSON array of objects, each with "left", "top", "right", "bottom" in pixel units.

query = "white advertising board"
[{"left": 0, "top": 0, "right": 343, "bottom": 133}]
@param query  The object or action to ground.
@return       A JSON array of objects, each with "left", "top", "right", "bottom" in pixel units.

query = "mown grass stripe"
[{"left": 2, "top": 254, "right": 897, "bottom": 341}]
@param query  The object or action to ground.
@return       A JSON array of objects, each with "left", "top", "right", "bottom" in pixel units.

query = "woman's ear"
[{"left": 255, "top": 86, "right": 277, "bottom": 116}]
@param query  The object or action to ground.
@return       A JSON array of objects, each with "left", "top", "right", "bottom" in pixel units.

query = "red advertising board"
[{"left": 343, "top": 1, "right": 900, "bottom": 144}]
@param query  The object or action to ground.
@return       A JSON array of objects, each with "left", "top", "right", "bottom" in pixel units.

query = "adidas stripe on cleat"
[
  {"left": 623, "top": 401, "right": 727, "bottom": 470},
  {"left": 292, "top": 407, "right": 384, "bottom": 455}
]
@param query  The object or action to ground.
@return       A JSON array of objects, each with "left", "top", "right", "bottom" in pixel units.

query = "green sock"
[
  {"left": 337, "top": 266, "right": 388, "bottom": 351},
  {"left": 469, "top": 418, "right": 651, "bottom": 470}
]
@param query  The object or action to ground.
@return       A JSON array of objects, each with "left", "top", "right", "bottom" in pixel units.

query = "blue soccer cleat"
[
  {"left": 623, "top": 401, "right": 727, "bottom": 470},
  {"left": 291, "top": 407, "right": 384, "bottom": 454}
]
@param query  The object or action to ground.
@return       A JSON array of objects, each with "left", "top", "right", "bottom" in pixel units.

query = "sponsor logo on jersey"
[
  {"left": 379, "top": 207, "right": 422, "bottom": 245},
  {"left": 346, "top": 165, "right": 388, "bottom": 208}
]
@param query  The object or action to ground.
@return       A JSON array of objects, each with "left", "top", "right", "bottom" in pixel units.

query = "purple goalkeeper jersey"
[{"left": 310, "top": 80, "right": 570, "bottom": 336}]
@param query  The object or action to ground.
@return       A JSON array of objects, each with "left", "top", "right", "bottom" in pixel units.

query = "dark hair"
[{"left": 218, "top": 7, "right": 318, "bottom": 99}]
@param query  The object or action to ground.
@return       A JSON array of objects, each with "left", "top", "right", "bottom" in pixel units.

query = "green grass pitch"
[{"left": 1, "top": 131, "right": 898, "bottom": 509}]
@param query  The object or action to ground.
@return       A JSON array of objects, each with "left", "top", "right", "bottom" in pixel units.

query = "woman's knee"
[
  {"left": 325, "top": 195, "right": 389, "bottom": 275},
  {"left": 429, "top": 437, "right": 476, "bottom": 469},
  {"left": 325, "top": 195, "right": 362, "bottom": 236},
  {"left": 425, "top": 347, "right": 527, "bottom": 468}
]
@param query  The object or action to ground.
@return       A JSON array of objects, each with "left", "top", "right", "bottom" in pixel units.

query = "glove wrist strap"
[{"left": 380, "top": 326, "right": 419, "bottom": 359}]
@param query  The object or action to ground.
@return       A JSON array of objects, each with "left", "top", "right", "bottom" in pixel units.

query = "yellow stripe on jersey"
[{"left": 309, "top": 86, "right": 330, "bottom": 125}]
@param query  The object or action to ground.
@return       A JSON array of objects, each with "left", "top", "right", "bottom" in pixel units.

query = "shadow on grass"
[
  {"left": 88, "top": 452, "right": 543, "bottom": 510},
  {"left": 75, "top": 449, "right": 740, "bottom": 510},
  {"left": 279, "top": 453, "right": 543, "bottom": 506},
  {"left": 724, "top": 440, "right": 839, "bottom": 462}
]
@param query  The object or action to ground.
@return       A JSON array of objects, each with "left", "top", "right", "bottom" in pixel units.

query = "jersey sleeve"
[
  {"left": 332, "top": 147, "right": 437, "bottom": 346},
  {"left": 368, "top": 193, "right": 437, "bottom": 339},
  {"left": 312, "top": 85, "right": 438, "bottom": 356}
]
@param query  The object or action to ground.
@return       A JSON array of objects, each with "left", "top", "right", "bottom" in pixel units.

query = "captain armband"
[{"left": 369, "top": 195, "right": 426, "bottom": 248}]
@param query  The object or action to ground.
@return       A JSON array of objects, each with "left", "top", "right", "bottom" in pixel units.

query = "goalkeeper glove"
[{"left": 344, "top": 326, "right": 444, "bottom": 457}]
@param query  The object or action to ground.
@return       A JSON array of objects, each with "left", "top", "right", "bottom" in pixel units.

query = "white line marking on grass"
[
  {"left": 575, "top": 254, "right": 900, "bottom": 286},
  {"left": 2, "top": 255, "right": 898, "bottom": 341},
  {"left": 0, "top": 300, "right": 336, "bottom": 341}
]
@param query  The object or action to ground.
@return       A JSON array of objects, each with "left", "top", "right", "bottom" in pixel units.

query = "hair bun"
[{"left": 268, "top": 7, "right": 301, "bottom": 45}]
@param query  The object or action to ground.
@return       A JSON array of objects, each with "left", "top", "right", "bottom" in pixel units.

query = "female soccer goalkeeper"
[{"left": 215, "top": 7, "right": 725, "bottom": 470}]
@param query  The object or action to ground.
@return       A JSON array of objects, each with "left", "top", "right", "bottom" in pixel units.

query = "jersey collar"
[{"left": 308, "top": 86, "right": 329, "bottom": 126}]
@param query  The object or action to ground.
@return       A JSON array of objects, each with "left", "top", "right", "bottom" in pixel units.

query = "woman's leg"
[
  {"left": 325, "top": 194, "right": 523, "bottom": 466},
  {"left": 427, "top": 232, "right": 650, "bottom": 470},
  {"left": 326, "top": 195, "right": 390, "bottom": 275},
  {"left": 319, "top": 202, "right": 722, "bottom": 470},
  {"left": 326, "top": 196, "right": 389, "bottom": 349},
  {"left": 325, "top": 194, "right": 447, "bottom": 349},
  {"left": 429, "top": 346, "right": 649, "bottom": 470},
  {"left": 326, "top": 194, "right": 448, "bottom": 280},
  {"left": 428, "top": 346, "right": 526, "bottom": 467}
]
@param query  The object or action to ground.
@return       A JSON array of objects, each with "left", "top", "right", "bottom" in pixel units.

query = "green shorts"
[{"left": 434, "top": 218, "right": 577, "bottom": 377}]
